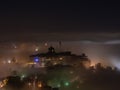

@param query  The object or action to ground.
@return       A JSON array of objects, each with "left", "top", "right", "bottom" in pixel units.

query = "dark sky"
[{"left": 0, "top": 1, "right": 120, "bottom": 41}]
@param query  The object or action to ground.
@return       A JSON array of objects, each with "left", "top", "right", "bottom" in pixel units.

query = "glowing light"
[
  {"left": 41, "top": 62, "right": 45, "bottom": 67},
  {"left": 110, "top": 57, "right": 120, "bottom": 70},
  {"left": 77, "top": 86, "right": 80, "bottom": 89},
  {"left": 0, "top": 84, "right": 4, "bottom": 88},
  {"left": 8, "top": 60, "right": 11, "bottom": 64},
  {"left": 35, "top": 48, "right": 39, "bottom": 52},
  {"left": 53, "top": 62, "right": 57, "bottom": 65},
  {"left": 13, "top": 43, "right": 17, "bottom": 49},
  {"left": 64, "top": 82, "right": 69, "bottom": 86},
  {"left": 38, "top": 82, "right": 42, "bottom": 88},
  {"left": 57, "top": 84, "right": 61, "bottom": 87},
  {"left": 3, "top": 79, "right": 7, "bottom": 85},
  {"left": 27, "top": 62, "right": 36, "bottom": 65},
  {"left": 0, "top": 79, "right": 7, "bottom": 88},
  {"left": 21, "top": 75, "right": 25, "bottom": 78},
  {"left": 90, "top": 61, "right": 97, "bottom": 67},
  {"left": 34, "top": 57, "right": 39, "bottom": 62},
  {"left": 28, "top": 82, "right": 32, "bottom": 86},
  {"left": 21, "top": 74, "right": 26, "bottom": 80},
  {"left": 0, "top": 82, "right": 3, "bottom": 88},
  {"left": 70, "top": 71, "right": 74, "bottom": 74},
  {"left": 14, "top": 46, "right": 17, "bottom": 49},
  {"left": 45, "top": 43, "right": 48, "bottom": 46},
  {"left": 59, "top": 57, "right": 63, "bottom": 60}
]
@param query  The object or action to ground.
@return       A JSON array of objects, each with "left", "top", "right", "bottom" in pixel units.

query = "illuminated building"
[{"left": 30, "top": 46, "right": 91, "bottom": 68}]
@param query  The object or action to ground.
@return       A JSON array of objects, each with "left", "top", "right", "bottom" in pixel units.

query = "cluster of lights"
[
  {"left": 0, "top": 82, "right": 4, "bottom": 88},
  {"left": 2, "top": 58, "right": 18, "bottom": 64},
  {"left": 27, "top": 81, "right": 42, "bottom": 88},
  {"left": 0, "top": 79, "right": 8, "bottom": 88},
  {"left": 3, "top": 60, "right": 12, "bottom": 64},
  {"left": 27, "top": 80, "right": 70, "bottom": 89}
]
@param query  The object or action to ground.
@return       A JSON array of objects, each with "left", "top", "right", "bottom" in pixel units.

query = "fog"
[{"left": 0, "top": 41, "right": 120, "bottom": 67}]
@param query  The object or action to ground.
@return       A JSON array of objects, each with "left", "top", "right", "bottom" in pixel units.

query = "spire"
[{"left": 48, "top": 46, "right": 55, "bottom": 53}]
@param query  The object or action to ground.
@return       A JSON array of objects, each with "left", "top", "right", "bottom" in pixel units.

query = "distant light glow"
[
  {"left": 35, "top": 48, "right": 39, "bottom": 52},
  {"left": 110, "top": 57, "right": 120, "bottom": 70},
  {"left": 64, "top": 82, "right": 69, "bottom": 86},
  {"left": 14, "top": 46, "right": 17, "bottom": 49},
  {"left": 41, "top": 62, "right": 45, "bottom": 67},
  {"left": 59, "top": 57, "right": 63, "bottom": 60},
  {"left": 28, "top": 82, "right": 32, "bottom": 86},
  {"left": 34, "top": 57, "right": 39, "bottom": 62},
  {"left": 8, "top": 60, "right": 11, "bottom": 64},
  {"left": 12, "top": 43, "right": 17, "bottom": 49},
  {"left": 57, "top": 84, "right": 61, "bottom": 87},
  {"left": 21, "top": 74, "right": 26, "bottom": 80},
  {"left": 53, "top": 62, "right": 57, "bottom": 65},
  {"left": 21, "top": 75, "right": 25, "bottom": 78},
  {"left": 38, "top": 82, "right": 42, "bottom": 88},
  {"left": 70, "top": 71, "right": 74, "bottom": 74},
  {"left": 90, "top": 62, "right": 96, "bottom": 67},
  {"left": 45, "top": 43, "right": 48, "bottom": 46}
]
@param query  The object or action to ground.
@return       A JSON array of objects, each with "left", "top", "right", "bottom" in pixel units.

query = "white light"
[
  {"left": 8, "top": 60, "right": 11, "bottom": 64},
  {"left": 35, "top": 48, "right": 39, "bottom": 52},
  {"left": 59, "top": 57, "right": 63, "bottom": 60},
  {"left": 21, "top": 75, "right": 25, "bottom": 78},
  {"left": 21, "top": 74, "right": 26, "bottom": 80},
  {"left": 110, "top": 57, "right": 120, "bottom": 70},
  {"left": 13, "top": 43, "right": 17, "bottom": 49},
  {"left": 14, "top": 46, "right": 17, "bottom": 49},
  {"left": 70, "top": 71, "right": 74, "bottom": 74},
  {"left": 28, "top": 82, "right": 32, "bottom": 86},
  {"left": 53, "top": 62, "right": 57, "bottom": 65},
  {"left": 45, "top": 43, "right": 48, "bottom": 46}
]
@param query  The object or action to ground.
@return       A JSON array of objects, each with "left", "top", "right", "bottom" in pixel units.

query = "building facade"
[{"left": 29, "top": 46, "right": 91, "bottom": 68}]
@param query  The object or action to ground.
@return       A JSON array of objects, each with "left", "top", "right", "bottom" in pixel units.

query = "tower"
[{"left": 48, "top": 46, "right": 55, "bottom": 53}]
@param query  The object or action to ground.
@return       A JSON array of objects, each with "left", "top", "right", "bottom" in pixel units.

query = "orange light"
[{"left": 38, "top": 82, "right": 42, "bottom": 88}]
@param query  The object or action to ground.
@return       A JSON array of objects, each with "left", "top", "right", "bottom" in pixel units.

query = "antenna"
[{"left": 59, "top": 41, "right": 62, "bottom": 51}]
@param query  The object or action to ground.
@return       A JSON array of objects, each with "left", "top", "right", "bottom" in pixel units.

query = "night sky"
[
  {"left": 0, "top": 1, "right": 120, "bottom": 67},
  {"left": 0, "top": 1, "right": 120, "bottom": 41}
]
